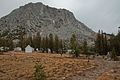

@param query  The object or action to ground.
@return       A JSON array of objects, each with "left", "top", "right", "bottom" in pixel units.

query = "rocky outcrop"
[{"left": 0, "top": 2, "right": 96, "bottom": 43}]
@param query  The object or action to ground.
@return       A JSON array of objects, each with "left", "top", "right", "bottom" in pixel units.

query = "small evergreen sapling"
[
  {"left": 111, "top": 48, "right": 118, "bottom": 61},
  {"left": 34, "top": 64, "right": 46, "bottom": 80}
]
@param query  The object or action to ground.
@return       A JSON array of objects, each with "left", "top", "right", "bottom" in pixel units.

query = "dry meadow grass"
[
  {"left": 1, "top": 52, "right": 119, "bottom": 80},
  {"left": 0, "top": 52, "right": 96, "bottom": 80}
]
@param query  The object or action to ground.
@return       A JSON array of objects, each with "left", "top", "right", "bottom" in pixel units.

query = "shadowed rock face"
[{"left": 0, "top": 2, "right": 96, "bottom": 43}]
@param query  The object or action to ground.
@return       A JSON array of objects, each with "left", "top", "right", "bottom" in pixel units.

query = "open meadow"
[{"left": 0, "top": 52, "right": 120, "bottom": 80}]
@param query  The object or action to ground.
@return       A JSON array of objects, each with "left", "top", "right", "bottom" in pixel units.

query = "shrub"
[
  {"left": 34, "top": 64, "right": 46, "bottom": 80},
  {"left": 111, "top": 48, "right": 118, "bottom": 61},
  {"left": 74, "top": 48, "right": 80, "bottom": 57}
]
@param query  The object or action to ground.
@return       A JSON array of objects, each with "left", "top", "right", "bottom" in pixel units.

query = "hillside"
[{"left": 0, "top": 2, "right": 96, "bottom": 43}]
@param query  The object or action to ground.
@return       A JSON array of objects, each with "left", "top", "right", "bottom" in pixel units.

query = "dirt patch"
[{"left": 98, "top": 64, "right": 120, "bottom": 80}]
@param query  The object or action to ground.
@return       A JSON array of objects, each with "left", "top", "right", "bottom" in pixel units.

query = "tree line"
[
  {"left": 0, "top": 36, "right": 13, "bottom": 52},
  {"left": 18, "top": 33, "right": 64, "bottom": 54},
  {"left": 0, "top": 33, "right": 88, "bottom": 58},
  {"left": 0, "top": 33, "right": 65, "bottom": 54},
  {"left": 0, "top": 30, "right": 120, "bottom": 60},
  {"left": 95, "top": 30, "right": 109, "bottom": 55},
  {"left": 95, "top": 30, "right": 120, "bottom": 60}
]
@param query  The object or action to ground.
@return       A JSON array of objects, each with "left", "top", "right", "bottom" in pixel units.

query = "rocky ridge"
[{"left": 0, "top": 2, "right": 96, "bottom": 43}]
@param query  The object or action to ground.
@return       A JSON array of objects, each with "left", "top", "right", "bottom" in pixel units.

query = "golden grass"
[{"left": 0, "top": 52, "right": 96, "bottom": 80}]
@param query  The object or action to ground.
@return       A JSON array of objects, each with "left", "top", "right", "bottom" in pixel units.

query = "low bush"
[{"left": 34, "top": 64, "right": 46, "bottom": 80}]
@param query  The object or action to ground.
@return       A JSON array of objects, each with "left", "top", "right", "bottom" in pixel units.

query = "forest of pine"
[{"left": 0, "top": 29, "right": 120, "bottom": 60}]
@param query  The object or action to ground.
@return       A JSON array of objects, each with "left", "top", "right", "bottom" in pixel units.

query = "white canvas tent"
[
  {"left": 66, "top": 49, "right": 72, "bottom": 54},
  {"left": 14, "top": 47, "right": 22, "bottom": 52},
  {"left": 48, "top": 48, "right": 51, "bottom": 53},
  {"left": 25, "top": 45, "right": 34, "bottom": 53}
]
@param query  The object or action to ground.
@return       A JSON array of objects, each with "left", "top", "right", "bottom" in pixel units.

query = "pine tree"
[
  {"left": 104, "top": 33, "right": 108, "bottom": 55},
  {"left": 95, "top": 30, "right": 109, "bottom": 55},
  {"left": 0, "top": 37, "right": 2, "bottom": 53},
  {"left": 59, "top": 39, "right": 63, "bottom": 56},
  {"left": 70, "top": 34, "right": 80, "bottom": 57},
  {"left": 32, "top": 35, "right": 38, "bottom": 51},
  {"left": 41, "top": 37, "right": 45, "bottom": 53},
  {"left": 8, "top": 38, "right": 14, "bottom": 51},
  {"left": 0, "top": 41, "right": 1, "bottom": 48},
  {"left": 83, "top": 40, "right": 89, "bottom": 62},
  {"left": 35, "top": 32, "right": 41, "bottom": 50},
  {"left": 111, "top": 48, "right": 118, "bottom": 61},
  {"left": 70, "top": 34, "right": 77, "bottom": 50},
  {"left": 19, "top": 34, "right": 25, "bottom": 51},
  {"left": 38, "top": 35, "right": 41, "bottom": 50},
  {"left": 28, "top": 36, "right": 33, "bottom": 46},
  {"left": 95, "top": 30, "right": 101, "bottom": 54},
  {"left": 34, "top": 64, "right": 46, "bottom": 80},
  {"left": 54, "top": 35, "right": 59, "bottom": 53},
  {"left": 109, "top": 33, "right": 120, "bottom": 56},
  {"left": 83, "top": 40, "right": 88, "bottom": 54},
  {"left": 109, "top": 34, "right": 115, "bottom": 49},
  {"left": 115, "top": 32, "right": 120, "bottom": 55},
  {"left": 49, "top": 34, "right": 54, "bottom": 53},
  {"left": 45, "top": 36, "right": 49, "bottom": 53},
  {"left": 100, "top": 30, "right": 104, "bottom": 55}
]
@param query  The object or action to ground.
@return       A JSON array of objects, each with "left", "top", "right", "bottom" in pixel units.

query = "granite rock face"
[{"left": 0, "top": 2, "right": 96, "bottom": 43}]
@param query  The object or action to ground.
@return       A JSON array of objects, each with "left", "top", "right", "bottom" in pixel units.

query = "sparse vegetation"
[
  {"left": 70, "top": 34, "right": 80, "bottom": 57},
  {"left": 82, "top": 40, "right": 90, "bottom": 62},
  {"left": 95, "top": 30, "right": 108, "bottom": 55},
  {"left": 34, "top": 64, "right": 46, "bottom": 80},
  {"left": 0, "top": 52, "right": 96, "bottom": 80},
  {"left": 95, "top": 29, "right": 120, "bottom": 59},
  {"left": 111, "top": 48, "right": 118, "bottom": 61}
]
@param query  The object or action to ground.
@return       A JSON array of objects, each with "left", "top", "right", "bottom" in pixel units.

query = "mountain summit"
[{"left": 0, "top": 2, "right": 95, "bottom": 43}]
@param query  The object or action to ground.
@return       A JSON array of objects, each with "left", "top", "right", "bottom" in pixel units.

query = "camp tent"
[
  {"left": 25, "top": 45, "right": 34, "bottom": 53},
  {"left": 14, "top": 47, "right": 22, "bottom": 52}
]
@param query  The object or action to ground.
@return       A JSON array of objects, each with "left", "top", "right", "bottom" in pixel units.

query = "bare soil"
[{"left": 68, "top": 56, "right": 120, "bottom": 80}]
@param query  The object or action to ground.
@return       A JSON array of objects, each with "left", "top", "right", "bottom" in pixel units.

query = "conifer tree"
[
  {"left": 100, "top": 30, "right": 104, "bottom": 55},
  {"left": 32, "top": 35, "right": 38, "bottom": 51},
  {"left": 8, "top": 38, "right": 14, "bottom": 51},
  {"left": 83, "top": 40, "right": 88, "bottom": 54},
  {"left": 41, "top": 37, "right": 45, "bottom": 53},
  {"left": 109, "top": 34, "right": 115, "bottom": 50},
  {"left": 95, "top": 30, "right": 101, "bottom": 54},
  {"left": 59, "top": 39, "right": 63, "bottom": 55},
  {"left": 49, "top": 34, "right": 54, "bottom": 53},
  {"left": 0, "top": 36, "right": 2, "bottom": 48},
  {"left": 115, "top": 32, "right": 120, "bottom": 55},
  {"left": 45, "top": 36, "right": 49, "bottom": 53},
  {"left": 111, "top": 48, "right": 118, "bottom": 61},
  {"left": 28, "top": 36, "right": 33, "bottom": 46},
  {"left": 54, "top": 35, "right": 59, "bottom": 53},
  {"left": 19, "top": 34, "right": 25, "bottom": 51},
  {"left": 104, "top": 33, "right": 108, "bottom": 55},
  {"left": 70, "top": 34, "right": 80, "bottom": 57},
  {"left": 70, "top": 34, "right": 77, "bottom": 50},
  {"left": 83, "top": 40, "right": 90, "bottom": 62},
  {"left": 95, "top": 30, "right": 109, "bottom": 55},
  {"left": 38, "top": 35, "right": 41, "bottom": 50},
  {"left": 34, "top": 64, "right": 46, "bottom": 80},
  {"left": 36, "top": 32, "right": 41, "bottom": 50}
]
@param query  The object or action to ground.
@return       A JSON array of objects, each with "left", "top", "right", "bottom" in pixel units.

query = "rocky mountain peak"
[{"left": 0, "top": 2, "right": 96, "bottom": 44}]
